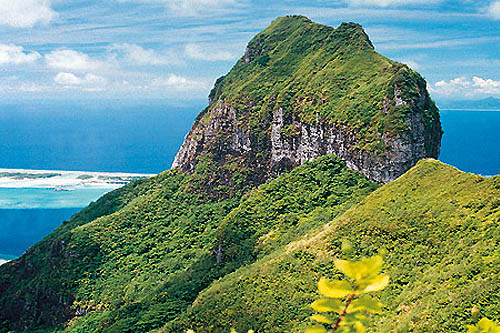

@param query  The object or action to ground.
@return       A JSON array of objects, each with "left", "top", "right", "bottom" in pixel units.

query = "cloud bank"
[
  {"left": 0, "top": 0, "right": 56, "bottom": 28},
  {"left": 54, "top": 72, "right": 107, "bottom": 86},
  {"left": 110, "top": 43, "right": 181, "bottom": 66},
  {"left": 0, "top": 44, "right": 41, "bottom": 65},
  {"left": 430, "top": 76, "right": 500, "bottom": 97},
  {"left": 152, "top": 74, "right": 212, "bottom": 91},
  {"left": 45, "top": 49, "right": 105, "bottom": 72},
  {"left": 489, "top": 1, "right": 500, "bottom": 19}
]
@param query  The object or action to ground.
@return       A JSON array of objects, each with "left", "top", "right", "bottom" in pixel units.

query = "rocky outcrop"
[
  {"left": 172, "top": 16, "right": 442, "bottom": 185},
  {"left": 173, "top": 84, "right": 440, "bottom": 184}
]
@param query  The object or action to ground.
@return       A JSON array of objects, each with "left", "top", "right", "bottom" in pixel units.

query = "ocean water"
[
  {"left": 0, "top": 99, "right": 203, "bottom": 173},
  {"left": 0, "top": 208, "right": 81, "bottom": 257},
  {"left": 0, "top": 99, "right": 203, "bottom": 262},
  {"left": 0, "top": 187, "right": 113, "bottom": 209},
  {"left": 0, "top": 103, "right": 498, "bottom": 263},
  {"left": 439, "top": 110, "right": 500, "bottom": 176}
]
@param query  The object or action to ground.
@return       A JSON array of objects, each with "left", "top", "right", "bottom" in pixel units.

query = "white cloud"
[
  {"left": 0, "top": 0, "right": 56, "bottom": 28},
  {"left": 0, "top": 44, "right": 41, "bottom": 65},
  {"left": 45, "top": 50, "right": 104, "bottom": 72},
  {"left": 54, "top": 72, "right": 107, "bottom": 86},
  {"left": 488, "top": 1, "right": 500, "bottom": 19},
  {"left": 430, "top": 76, "right": 500, "bottom": 97},
  {"left": 344, "top": 0, "right": 439, "bottom": 7},
  {"left": 110, "top": 43, "right": 181, "bottom": 66},
  {"left": 152, "top": 74, "right": 211, "bottom": 91},
  {"left": 0, "top": 259, "right": 9, "bottom": 265},
  {"left": 185, "top": 43, "right": 237, "bottom": 62}
]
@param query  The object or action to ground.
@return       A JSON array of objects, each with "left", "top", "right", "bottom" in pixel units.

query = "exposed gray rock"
[{"left": 172, "top": 82, "right": 441, "bottom": 184}]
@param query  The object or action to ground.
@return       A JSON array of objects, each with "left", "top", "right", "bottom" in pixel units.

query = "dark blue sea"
[
  {"left": 0, "top": 99, "right": 204, "bottom": 173},
  {"left": 0, "top": 102, "right": 498, "bottom": 261},
  {"left": 440, "top": 110, "right": 500, "bottom": 176}
]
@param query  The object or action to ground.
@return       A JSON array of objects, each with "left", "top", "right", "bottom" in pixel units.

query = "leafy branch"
[
  {"left": 306, "top": 255, "right": 389, "bottom": 333},
  {"left": 466, "top": 317, "right": 500, "bottom": 333}
]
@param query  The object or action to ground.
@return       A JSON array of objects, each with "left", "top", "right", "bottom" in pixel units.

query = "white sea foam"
[{"left": 0, "top": 168, "right": 155, "bottom": 189}]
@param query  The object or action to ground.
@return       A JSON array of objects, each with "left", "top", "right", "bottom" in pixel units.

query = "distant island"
[
  {"left": 0, "top": 168, "right": 154, "bottom": 190},
  {"left": 437, "top": 97, "right": 500, "bottom": 110}
]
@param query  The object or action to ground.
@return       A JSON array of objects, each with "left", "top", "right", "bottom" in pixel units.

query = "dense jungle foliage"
[
  {"left": 0, "top": 155, "right": 376, "bottom": 332},
  {"left": 165, "top": 160, "right": 500, "bottom": 332}
]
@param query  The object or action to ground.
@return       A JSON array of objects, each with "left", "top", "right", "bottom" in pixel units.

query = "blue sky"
[{"left": 0, "top": 0, "right": 499, "bottom": 103}]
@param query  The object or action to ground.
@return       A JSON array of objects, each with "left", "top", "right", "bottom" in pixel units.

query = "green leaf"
[
  {"left": 348, "top": 295, "right": 384, "bottom": 314},
  {"left": 466, "top": 317, "right": 500, "bottom": 333},
  {"left": 359, "top": 274, "right": 390, "bottom": 293},
  {"left": 338, "top": 325, "right": 353, "bottom": 333},
  {"left": 466, "top": 325, "right": 479, "bottom": 333},
  {"left": 335, "top": 255, "right": 383, "bottom": 281},
  {"left": 318, "top": 278, "right": 353, "bottom": 298},
  {"left": 311, "top": 298, "right": 343, "bottom": 313},
  {"left": 311, "top": 314, "right": 335, "bottom": 324},
  {"left": 334, "top": 259, "right": 358, "bottom": 280},
  {"left": 305, "top": 325, "right": 327, "bottom": 333},
  {"left": 477, "top": 317, "right": 500, "bottom": 332}
]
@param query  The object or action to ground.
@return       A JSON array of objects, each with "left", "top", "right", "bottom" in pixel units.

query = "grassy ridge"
[{"left": 165, "top": 160, "right": 500, "bottom": 332}]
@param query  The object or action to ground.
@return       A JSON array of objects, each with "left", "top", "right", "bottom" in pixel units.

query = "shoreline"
[{"left": 0, "top": 168, "right": 156, "bottom": 189}]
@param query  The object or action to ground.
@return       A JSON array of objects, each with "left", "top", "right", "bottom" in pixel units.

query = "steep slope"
[
  {"left": 165, "top": 160, "right": 500, "bottom": 332},
  {"left": 173, "top": 15, "right": 442, "bottom": 184},
  {"left": 0, "top": 156, "right": 375, "bottom": 332}
]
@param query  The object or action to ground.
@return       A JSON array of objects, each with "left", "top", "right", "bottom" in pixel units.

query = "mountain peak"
[
  {"left": 173, "top": 17, "right": 441, "bottom": 192},
  {"left": 242, "top": 17, "right": 373, "bottom": 65}
]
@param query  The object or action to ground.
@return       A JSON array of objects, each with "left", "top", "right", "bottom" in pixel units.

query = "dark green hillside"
[
  {"left": 0, "top": 155, "right": 375, "bottom": 332},
  {"left": 166, "top": 160, "right": 500, "bottom": 332},
  {"left": 215, "top": 154, "right": 377, "bottom": 273}
]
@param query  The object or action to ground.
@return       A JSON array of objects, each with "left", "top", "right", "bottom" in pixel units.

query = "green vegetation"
[
  {"left": 216, "top": 155, "right": 377, "bottom": 273},
  {"left": 307, "top": 255, "right": 389, "bottom": 333},
  {"left": 165, "top": 160, "right": 500, "bottom": 332},
  {"left": 0, "top": 155, "right": 375, "bottom": 332},
  {"left": 467, "top": 318, "right": 500, "bottom": 333},
  {"left": 203, "top": 15, "right": 440, "bottom": 154}
]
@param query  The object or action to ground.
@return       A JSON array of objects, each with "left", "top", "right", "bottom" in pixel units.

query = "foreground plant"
[
  {"left": 306, "top": 255, "right": 389, "bottom": 333},
  {"left": 466, "top": 317, "right": 500, "bottom": 333}
]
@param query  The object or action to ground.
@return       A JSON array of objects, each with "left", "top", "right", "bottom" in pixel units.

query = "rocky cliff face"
[{"left": 173, "top": 16, "right": 442, "bottom": 184}]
